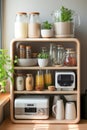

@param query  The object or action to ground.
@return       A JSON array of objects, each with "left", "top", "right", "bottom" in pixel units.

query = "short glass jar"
[
  {"left": 28, "top": 12, "right": 41, "bottom": 38},
  {"left": 14, "top": 12, "right": 28, "bottom": 38},
  {"left": 64, "top": 48, "right": 77, "bottom": 66}
]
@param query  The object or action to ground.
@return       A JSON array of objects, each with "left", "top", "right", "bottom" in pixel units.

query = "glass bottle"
[
  {"left": 26, "top": 74, "right": 34, "bottom": 91},
  {"left": 16, "top": 74, "right": 24, "bottom": 91},
  {"left": 64, "top": 48, "right": 77, "bottom": 66},
  {"left": 44, "top": 70, "right": 52, "bottom": 88},
  {"left": 28, "top": 12, "right": 41, "bottom": 38},
  {"left": 14, "top": 12, "right": 28, "bottom": 38},
  {"left": 35, "top": 70, "right": 44, "bottom": 91},
  {"left": 52, "top": 45, "right": 57, "bottom": 66}
]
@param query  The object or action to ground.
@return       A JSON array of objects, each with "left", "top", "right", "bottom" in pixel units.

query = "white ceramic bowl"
[
  {"left": 38, "top": 59, "right": 49, "bottom": 67},
  {"left": 17, "top": 58, "right": 38, "bottom": 67}
]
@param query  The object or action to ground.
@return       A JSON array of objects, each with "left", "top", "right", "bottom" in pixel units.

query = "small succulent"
[
  {"left": 41, "top": 21, "right": 52, "bottom": 29},
  {"left": 38, "top": 52, "right": 49, "bottom": 59}
]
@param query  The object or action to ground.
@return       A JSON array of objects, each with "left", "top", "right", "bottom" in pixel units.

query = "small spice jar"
[
  {"left": 25, "top": 74, "right": 34, "bottom": 91},
  {"left": 19, "top": 44, "right": 26, "bottom": 58},
  {"left": 64, "top": 48, "right": 77, "bottom": 66},
  {"left": 14, "top": 12, "right": 28, "bottom": 38},
  {"left": 26, "top": 45, "right": 32, "bottom": 58},
  {"left": 16, "top": 74, "right": 24, "bottom": 91}
]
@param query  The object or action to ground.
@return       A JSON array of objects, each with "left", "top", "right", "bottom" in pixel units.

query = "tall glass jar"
[
  {"left": 35, "top": 70, "right": 44, "bottom": 91},
  {"left": 56, "top": 45, "right": 65, "bottom": 66},
  {"left": 44, "top": 70, "right": 52, "bottom": 88},
  {"left": 64, "top": 48, "right": 77, "bottom": 66},
  {"left": 16, "top": 74, "right": 24, "bottom": 91},
  {"left": 14, "top": 12, "right": 28, "bottom": 38},
  {"left": 26, "top": 74, "right": 34, "bottom": 91},
  {"left": 28, "top": 12, "right": 41, "bottom": 38}
]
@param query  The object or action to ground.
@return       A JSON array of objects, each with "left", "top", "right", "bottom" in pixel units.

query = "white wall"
[{"left": 2, "top": 0, "right": 87, "bottom": 93}]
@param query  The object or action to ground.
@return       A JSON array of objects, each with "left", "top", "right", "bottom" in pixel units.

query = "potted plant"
[
  {"left": 52, "top": 6, "right": 74, "bottom": 37},
  {"left": 41, "top": 21, "right": 53, "bottom": 38},
  {"left": 37, "top": 51, "right": 49, "bottom": 67},
  {"left": 0, "top": 49, "right": 14, "bottom": 92}
]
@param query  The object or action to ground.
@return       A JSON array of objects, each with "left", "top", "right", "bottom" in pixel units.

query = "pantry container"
[
  {"left": 28, "top": 12, "right": 41, "bottom": 38},
  {"left": 14, "top": 12, "right": 28, "bottom": 38}
]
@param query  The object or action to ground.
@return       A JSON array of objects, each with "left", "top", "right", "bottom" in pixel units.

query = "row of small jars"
[
  {"left": 16, "top": 70, "right": 52, "bottom": 91},
  {"left": 14, "top": 12, "right": 41, "bottom": 38}
]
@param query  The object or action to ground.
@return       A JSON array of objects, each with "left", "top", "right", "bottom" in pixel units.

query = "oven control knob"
[{"left": 38, "top": 108, "right": 44, "bottom": 115}]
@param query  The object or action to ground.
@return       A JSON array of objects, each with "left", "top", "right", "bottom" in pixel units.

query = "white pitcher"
[{"left": 52, "top": 99, "right": 64, "bottom": 120}]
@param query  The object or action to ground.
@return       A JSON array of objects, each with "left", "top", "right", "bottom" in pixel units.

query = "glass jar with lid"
[
  {"left": 19, "top": 44, "right": 26, "bottom": 58},
  {"left": 14, "top": 12, "right": 28, "bottom": 38},
  {"left": 64, "top": 48, "right": 77, "bottom": 66},
  {"left": 28, "top": 12, "right": 41, "bottom": 38},
  {"left": 56, "top": 45, "right": 65, "bottom": 66}
]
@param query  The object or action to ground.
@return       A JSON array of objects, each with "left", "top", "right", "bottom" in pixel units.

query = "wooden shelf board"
[
  {"left": 14, "top": 66, "right": 78, "bottom": 70},
  {"left": 11, "top": 38, "right": 80, "bottom": 43},
  {"left": 14, "top": 90, "right": 78, "bottom": 94},
  {"left": 11, "top": 116, "right": 80, "bottom": 124}
]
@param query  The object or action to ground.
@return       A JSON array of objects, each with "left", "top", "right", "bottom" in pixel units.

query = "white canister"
[
  {"left": 52, "top": 99, "right": 64, "bottom": 120},
  {"left": 14, "top": 12, "right": 28, "bottom": 38},
  {"left": 16, "top": 74, "right": 24, "bottom": 91}
]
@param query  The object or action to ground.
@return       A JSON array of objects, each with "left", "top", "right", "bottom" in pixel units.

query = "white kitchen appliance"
[
  {"left": 55, "top": 71, "right": 75, "bottom": 90},
  {"left": 14, "top": 95, "right": 49, "bottom": 119}
]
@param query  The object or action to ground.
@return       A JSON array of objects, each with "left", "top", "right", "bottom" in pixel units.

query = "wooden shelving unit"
[{"left": 10, "top": 38, "right": 80, "bottom": 124}]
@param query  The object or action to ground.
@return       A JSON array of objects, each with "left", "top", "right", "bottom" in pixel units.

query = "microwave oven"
[{"left": 55, "top": 71, "right": 75, "bottom": 91}]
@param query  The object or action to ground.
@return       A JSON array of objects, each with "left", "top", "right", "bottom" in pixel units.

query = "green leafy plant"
[
  {"left": 38, "top": 52, "right": 49, "bottom": 59},
  {"left": 41, "top": 21, "right": 52, "bottom": 29},
  {"left": 0, "top": 49, "right": 14, "bottom": 92},
  {"left": 56, "top": 6, "right": 73, "bottom": 22}
]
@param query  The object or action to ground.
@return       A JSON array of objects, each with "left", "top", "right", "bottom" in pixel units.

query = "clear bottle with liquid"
[{"left": 35, "top": 70, "right": 44, "bottom": 91}]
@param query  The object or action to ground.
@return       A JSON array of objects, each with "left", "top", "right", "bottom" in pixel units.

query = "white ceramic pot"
[
  {"left": 41, "top": 29, "right": 53, "bottom": 38},
  {"left": 38, "top": 59, "right": 49, "bottom": 67}
]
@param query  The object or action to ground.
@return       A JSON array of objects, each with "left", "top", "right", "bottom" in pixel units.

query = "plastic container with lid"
[
  {"left": 64, "top": 48, "right": 77, "bottom": 66},
  {"left": 26, "top": 74, "right": 34, "bottom": 91},
  {"left": 14, "top": 12, "right": 28, "bottom": 38},
  {"left": 16, "top": 74, "right": 24, "bottom": 91},
  {"left": 28, "top": 12, "right": 41, "bottom": 38}
]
